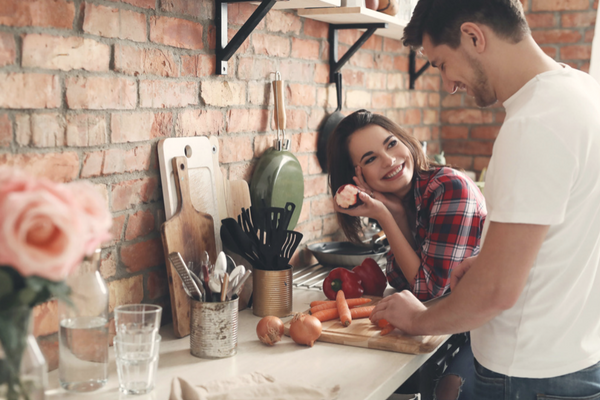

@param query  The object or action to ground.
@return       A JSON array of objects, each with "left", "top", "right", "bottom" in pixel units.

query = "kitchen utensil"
[
  {"left": 201, "top": 263, "right": 212, "bottom": 301},
  {"left": 226, "top": 255, "right": 236, "bottom": 274},
  {"left": 220, "top": 218, "right": 264, "bottom": 269},
  {"left": 190, "top": 297, "right": 238, "bottom": 359},
  {"left": 158, "top": 137, "right": 221, "bottom": 253},
  {"left": 168, "top": 252, "right": 203, "bottom": 301},
  {"left": 215, "top": 252, "right": 227, "bottom": 275},
  {"left": 278, "top": 230, "right": 304, "bottom": 268},
  {"left": 221, "top": 273, "right": 229, "bottom": 302},
  {"left": 252, "top": 266, "right": 293, "bottom": 317},
  {"left": 317, "top": 72, "right": 345, "bottom": 173},
  {"left": 160, "top": 157, "right": 217, "bottom": 337},
  {"left": 189, "top": 270, "right": 206, "bottom": 302},
  {"left": 250, "top": 71, "right": 304, "bottom": 230},
  {"left": 307, "top": 241, "right": 388, "bottom": 268},
  {"left": 283, "top": 297, "right": 447, "bottom": 354},
  {"left": 228, "top": 265, "right": 245, "bottom": 288},
  {"left": 228, "top": 270, "right": 251, "bottom": 299}
]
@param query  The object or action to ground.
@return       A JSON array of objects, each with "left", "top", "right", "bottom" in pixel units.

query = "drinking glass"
[
  {"left": 114, "top": 304, "right": 162, "bottom": 344},
  {"left": 114, "top": 334, "right": 161, "bottom": 395}
]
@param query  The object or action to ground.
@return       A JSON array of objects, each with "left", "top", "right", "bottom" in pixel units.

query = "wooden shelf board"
[
  {"left": 297, "top": 7, "right": 408, "bottom": 40},
  {"left": 253, "top": 0, "right": 341, "bottom": 10}
]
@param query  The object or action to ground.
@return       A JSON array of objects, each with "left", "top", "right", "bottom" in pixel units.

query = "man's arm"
[{"left": 370, "top": 221, "right": 550, "bottom": 335}]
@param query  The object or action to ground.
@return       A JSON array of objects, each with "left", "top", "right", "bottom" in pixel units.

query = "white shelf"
[
  {"left": 297, "top": 7, "right": 408, "bottom": 40},
  {"left": 254, "top": 0, "right": 341, "bottom": 10}
]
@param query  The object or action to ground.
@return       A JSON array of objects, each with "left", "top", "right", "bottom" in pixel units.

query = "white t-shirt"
[{"left": 471, "top": 65, "right": 600, "bottom": 378}]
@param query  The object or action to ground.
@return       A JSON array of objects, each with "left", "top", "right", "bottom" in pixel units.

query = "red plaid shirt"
[{"left": 386, "top": 167, "right": 487, "bottom": 301}]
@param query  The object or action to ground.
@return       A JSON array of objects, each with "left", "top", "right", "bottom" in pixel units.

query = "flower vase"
[{"left": 0, "top": 307, "right": 47, "bottom": 400}]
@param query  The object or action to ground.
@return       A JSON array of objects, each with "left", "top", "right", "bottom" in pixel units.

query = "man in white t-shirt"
[{"left": 370, "top": 0, "right": 600, "bottom": 397}]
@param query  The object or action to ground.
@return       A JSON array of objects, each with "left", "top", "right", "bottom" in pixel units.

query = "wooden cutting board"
[
  {"left": 160, "top": 156, "right": 217, "bottom": 338},
  {"left": 284, "top": 297, "right": 448, "bottom": 354}
]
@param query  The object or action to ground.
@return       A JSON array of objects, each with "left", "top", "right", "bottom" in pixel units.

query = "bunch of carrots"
[{"left": 308, "top": 292, "right": 396, "bottom": 335}]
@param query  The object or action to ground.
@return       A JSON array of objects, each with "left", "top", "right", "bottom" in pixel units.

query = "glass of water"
[
  {"left": 114, "top": 334, "right": 161, "bottom": 395},
  {"left": 114, "top": 304, "right": 162, "bottom": 344}
]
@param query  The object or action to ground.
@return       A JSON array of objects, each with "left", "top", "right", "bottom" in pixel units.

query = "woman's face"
[{"left": 347, "top": 124, "right": 414, "bottom": 198}]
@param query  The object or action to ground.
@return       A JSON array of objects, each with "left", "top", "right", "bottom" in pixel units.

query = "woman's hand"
[
  {"left": 354, "top": 166, "right": 406, "bottom": 221},
  {"left": 333, "top": 189, "right": 388, "bottom": 221}
]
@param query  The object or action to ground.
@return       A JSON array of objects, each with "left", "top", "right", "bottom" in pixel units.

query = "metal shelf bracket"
[
  {"left": 215, "top": 0, "right": 279, "bottom": 75},
  {"left": 409, "top": 48, "right": 430, "bottom": 89},
  {"left": 329, "top": 23, "right": 387, "bottom": 83}
]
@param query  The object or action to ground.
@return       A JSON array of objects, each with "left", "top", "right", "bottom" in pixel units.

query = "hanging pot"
[
  {"left": 317, "top": 72, "right": 345, "bottom": 173},
  {"left": 250, "top": 72, "right": 304, "bottom": 230}
]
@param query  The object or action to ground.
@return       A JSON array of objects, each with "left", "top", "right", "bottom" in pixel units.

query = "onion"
[
  {"left": 256, "top": 316, "right": 284, "bottom": 346},
  {"left": 289, "top": 312, "right": 322, "bottom": 347}
]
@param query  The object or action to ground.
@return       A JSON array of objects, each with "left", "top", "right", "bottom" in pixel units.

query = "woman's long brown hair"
[{"left": 326, "top": 109, "right": 438, "bottom": 244}]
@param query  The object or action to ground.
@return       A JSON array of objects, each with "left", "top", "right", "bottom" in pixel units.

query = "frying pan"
[
  {"left": 307, "top": 237, "right": 388, "bottom": 268},
  {"left": 250, "top": 72, "right": 304, "bottom": 229},
  {"left": 317, "top": 72, "right": 345, "bottom": 173}
]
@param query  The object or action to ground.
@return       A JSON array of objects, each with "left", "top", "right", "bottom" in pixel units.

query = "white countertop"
[{"left": 46, "top": 288, "right": 447, "bottom": 400}]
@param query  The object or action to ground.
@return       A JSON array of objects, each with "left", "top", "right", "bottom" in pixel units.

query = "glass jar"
[
  {"left": 0, "top": 307, "right": 47, "bottom": 400},
  {"left": 58, "top": 249, "right": 109, "bottom": 392}
]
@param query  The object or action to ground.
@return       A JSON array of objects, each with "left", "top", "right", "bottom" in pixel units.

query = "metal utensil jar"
[
  {"left": 190, "top": 298, "right": 238, "bottom": 358},
  {"left": 252, "top": 267, "right": 292, "bottom": 318}
]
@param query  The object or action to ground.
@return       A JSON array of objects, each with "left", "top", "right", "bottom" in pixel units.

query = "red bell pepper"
[
  {"left": 353, "top": 258, "right": 387, "bottom": 297},
  {"left": 322, "top": 267, "right": 364, "bottom": 300}
]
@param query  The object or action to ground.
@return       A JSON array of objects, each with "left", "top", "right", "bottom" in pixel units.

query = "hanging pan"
[
  {"left": 317, "top": 72, "right": 345, "bottom": 173},
  {"left": 250, "top": 72, "right": 304, "bottom": 229}
]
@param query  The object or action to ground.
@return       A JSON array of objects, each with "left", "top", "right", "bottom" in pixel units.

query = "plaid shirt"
[{"left": 386, "top": 167, "right": 487, "bottom": 301}]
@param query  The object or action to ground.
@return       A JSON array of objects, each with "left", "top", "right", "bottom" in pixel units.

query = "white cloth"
[
  {"left": 590, "top": 8, "right": 600, "bottom": 83},
  {"left": 169, "top": 371, "right": 341, "bottom": 400},
  {"left": 471, "top": 65, "right": 600, "bottom": 378}
]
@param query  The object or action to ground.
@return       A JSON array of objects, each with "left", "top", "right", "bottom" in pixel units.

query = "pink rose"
[{"left": 66, "top": 181, "right": 113, "bottom": 256}]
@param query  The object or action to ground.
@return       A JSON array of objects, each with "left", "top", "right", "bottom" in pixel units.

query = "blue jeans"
[{"left": 474, "top": 359, "right": 600, "bottom": 399}]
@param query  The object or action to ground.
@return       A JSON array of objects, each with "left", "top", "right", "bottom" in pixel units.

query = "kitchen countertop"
[{"left": 46, "top": 288, "right": 448, "bottom": 400}]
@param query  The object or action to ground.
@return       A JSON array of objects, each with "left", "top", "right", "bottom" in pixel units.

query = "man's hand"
[
  {"left": 450, "top": 256, "right": 477, "bottom": 291},
  {"left": 369, "top": 291, "right": 427, "bottom": 336}
]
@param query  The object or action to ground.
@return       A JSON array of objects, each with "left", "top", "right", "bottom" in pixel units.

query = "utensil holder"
[
  {"left": 190, "top": 298, "right": 238, "bottom": 359},
  {"left": 252, "top": 266, "right": 292, "bottom": 317}
]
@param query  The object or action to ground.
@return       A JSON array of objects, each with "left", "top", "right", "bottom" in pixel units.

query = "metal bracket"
[
  {"left": 329, "top": 23, "right": 387, "bottom": 83},
  {"left": 409, "top": 48, "right": 430, "bottom": 89},
  {"left": 215, "top": 0, "right": 279, "bottom": 75}
]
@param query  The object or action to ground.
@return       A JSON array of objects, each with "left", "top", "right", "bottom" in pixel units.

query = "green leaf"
[
  {"left": 0, "top": 269, "right": 14, "bottom": 298},
  {"left": 16, "top": 288, "right": 36, "bottom": 306}
]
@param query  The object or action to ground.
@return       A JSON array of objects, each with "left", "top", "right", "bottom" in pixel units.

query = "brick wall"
[
  {"left": 441, "top": 0, "right": 598, "bottom": 173},
  {"left": 0, "top": 0, "right": 440, "bottom": 369}
]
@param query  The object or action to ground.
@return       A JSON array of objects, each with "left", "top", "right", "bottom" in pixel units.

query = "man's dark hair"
[{"left": 403, "top": 0, "right": 530, "bottom": 49}]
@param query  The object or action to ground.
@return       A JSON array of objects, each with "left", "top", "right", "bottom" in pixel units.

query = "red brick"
[
  {"left": 366, "top": 72, "right": 386, "bottom": 90},
  {"left": 372, "top": 92, "right": 393, "bottom": 109},
  {"left": 532, "top": 0, "right": 589, "bottom": 10},
  {"left": 561, "top": 44, "right": 592, "bottom": 59},
  {"left": 441, "top": 126, "right": 469, "bottom": 139},
  {"left": 102, "top": 145, "right": 152, "bottom": 175},
  {"left": 287, "top": 83, "right": 316, "bottom": 107},
  {"left": 383, "top": 37, "right": 405, "bottom": 53},
  {"left": 218, "top": 136, "right": 254, "bottom": 163},
  {"left": 111, "top": 177, "right": 160, "bottom": 211},
  {"left": 66, "top": 76, "right": 136, "bottom": 110},
  {"left": 342, "top": 69, "right": 366, "bottom": 87},
  {"left": 303, "top": 18, "right": 328, "bottom": 38},
  {"left": 139, "top": 80, "right": 198, "bottom": 108},
  {"left": 150, "top": 16, "right": 203, "bottom": 50},
  {"left": 313, "top": 63, "right": 329, "bottom": 85},
  {"left": 393, "top": 92, "right": 410, "bottom": 108},
  {"left": 429, "top": 93, "right": 441, "bottom": 107},
  {"left": 181, "top": 54, "right": 215, "bottom": 77},
  {"left": 532, "top": 29, "right": 582, "bottom": 44},
  {"left": 409, "top": 91, "right": 428, "bottom": 107},
  {"left": 417, "top": 75, "right": 441, "bottom": 91},
  {"left": 0, "top": 32, "right": 16, "bottom": 67},
  {"left": 403, "top": 109, "right": 422, "bottom": 125},
  {"left": 413, "top": 126, "right": 433, "bottom": 142},
  {"left": 310, "top": 197, "right": 332, "bottom": 218},
  {"left": 527, "top": 13, "right": 557, "bottom": 27},
  {"left": 585, "top": 29, "right": 595, "bottom": 42},
  {"left": 121, "top": 238, "right": 165, "bottom": 272},
  {"left": 561, "top": 11, "right": 597, "bottom": 27},
  {"left": 176, "top": 109, "right": 224, "bottom": 136},
  {"left": 473, "top": 156, "right": 491, "bottom": 172},
  {"left": 0, "top": 73, "right": 60, "bottom": 109},
  {"left": 0, "top": 0, "right": 75, "bottom": 29},
  {"left": 81, "top": 150, "right": 103, "bottom": 178},
  {"left": 471, "top": 126, "right": 501, "bottom": 140},
  {"left": 393, "top": 55, "right": 409, "bottom": 72},
  {"left": 66, "top": 114, "right": 107, "bottom": 147},
  {"left": 109, "top": 215, "right": 126, "bottom": 245},
  {"left": 237, "top": 57, "right": 277, "bottom": 80},
  {"left": 0, "top": 152, "right": 79, "bottom": 182},
  {"left": 23, "top": 34, "right": 110, "bottom": 71},
  {"left": 125, "top": 209, "right": 155, "bottom": 240},
  {"left": 108, "top": 275, "right": 144, "bottom": 312},
  {"left": 161, "top": 0, "right": 211, "bottom": 17},
  {"left": 298, "top": 131, "right": 317, "bottom": 153},
  {"left": 15, "top": 113, "right": 65, "bottom": 147},
  {"left": 441, "top": 109, "right": 490, "bottom": 124},
  {"left": 0, "top": 113, "right": 11, "bottom": 147},
  {"left": 348, "top": 51, "right": 375, "bottom": 69},
  {"left": 108, "top": 0, "right": 156, "bottom": 8},
  {"left": 114, "top": 44, "right": 178, "bottom": 77},
  {"left": 252, "top": 33, "right": 291, "bottom": 57},
  {"left": 266, "top": 10, "right": 301, "bottom": 34},
  {"left": 541, "top": 45, "right": 558, "bottom": 58},
  {"left": 33, "top": 300, "right": 58, "bottom": 337},
  {"left": 248, "top": 82, "right": 270, "bottom": 106},
  {"left": 375, "top": 53, "right": 394, "bottom": 70},
  {"left": 112, "top": 112, "right": 172, "bottom": 143},
  {"left": 445, "top": 155, "right": 473, "bottom": 171},
  {"left": 226, "top": 108, "right": 269, "bottom": 134},
  {"left": 290, "top": 37, "right": 321, "bottom": 60},
  {"left": 304, "top": 175, "right": 328, "bottom": 197},
  {"left": 228, "top": 3, "right": 263, "bottom": 27},
  {"left": 83, "top": 3, "right": 147, "bottom": 42},
  {"left": 423, "top": 109, "right": 438, "bottom": 125},
  {"left": 148, "top": 270, "right": 169, "bottom": 300},
  {"left": 200, "top": 81, "right": 246, "bottom": 106},
  {"left": 99, "top": 249, "right": 117, "bottom": 279},
  {"left": 443, "top": 141, "right": 494, "bottom": 156}
]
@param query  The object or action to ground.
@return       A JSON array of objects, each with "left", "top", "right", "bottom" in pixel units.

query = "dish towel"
[{"left": 169, "top": 371, "right": 340, "bottom": 400}]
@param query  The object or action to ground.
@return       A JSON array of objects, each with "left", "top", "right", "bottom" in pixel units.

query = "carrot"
[
  {"left": 310, "top": 298, "right": 372, "bottom": 308},
  {"left": 377, "top": 319, "right": 390, "bottom": 329},
  {"left": 312, "top": 305, "right": 376, "bottom": 323},
  {"left": 337, "top": 290, "right": 352, "bottom": 327},
  {"left": 380, "top": 324, "right": 395, "bottom": 336}
]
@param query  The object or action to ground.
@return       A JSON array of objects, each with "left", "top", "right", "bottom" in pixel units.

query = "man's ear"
[{"left": 460, "top": 22, "right": 486, "bottom": 54}]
